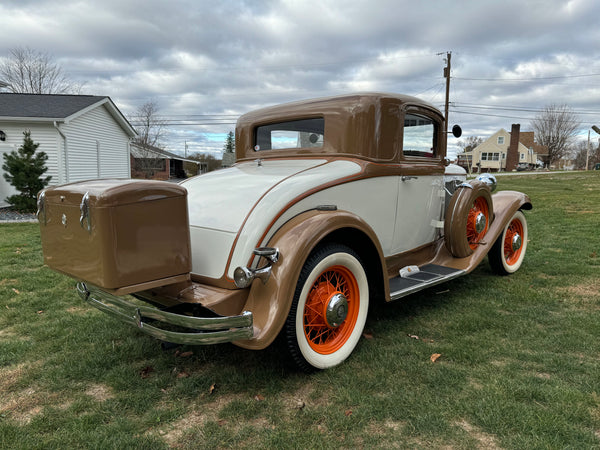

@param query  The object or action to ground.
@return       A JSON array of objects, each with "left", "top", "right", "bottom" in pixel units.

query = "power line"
[{"left": 452, "top": 73, "right": 600, "bottom": 82}]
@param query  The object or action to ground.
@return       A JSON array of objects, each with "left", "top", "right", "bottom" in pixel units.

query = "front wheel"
[
  {"left": 284, "top": 244, "right": 369, "bottom": 371},
  {"left": 489, "top": 210, "right": 528, "bottom": 275}
]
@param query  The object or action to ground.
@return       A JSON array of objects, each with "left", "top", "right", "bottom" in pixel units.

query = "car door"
[{"left": 390, "top": 109, "right": 445, "bottom": 255}]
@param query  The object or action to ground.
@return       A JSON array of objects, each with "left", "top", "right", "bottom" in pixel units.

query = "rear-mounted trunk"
[{"left": 38, "top": 179, "right": 191, "bottom": 295}]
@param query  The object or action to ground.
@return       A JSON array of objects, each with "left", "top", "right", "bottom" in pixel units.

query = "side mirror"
[{"left": 452, "top": 125, "right": 462, "bottom": 138}]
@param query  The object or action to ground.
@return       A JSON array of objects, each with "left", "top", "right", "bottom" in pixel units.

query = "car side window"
[
  {"left": 403, "top": 114, "right": 436, "bottom": 158},
  {"left": 254, "top": 118, "right": 324, "bottom": 151}
]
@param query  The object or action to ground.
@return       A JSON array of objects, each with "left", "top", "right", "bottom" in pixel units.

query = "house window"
[
  {"left": 502, "top": 153, "right": 506, "bottom": 159},
  {"left": 492, "top": 153, "right": 500, "bottom": 161},
  {"left": 521, "top": 153, "right": 525, "bottom": 160},
  {"left": 497, "top": 136, "right": 505, "bottom": 145},
  {"left": 481, "top": 152, "right": 488, "bottom": 161}
]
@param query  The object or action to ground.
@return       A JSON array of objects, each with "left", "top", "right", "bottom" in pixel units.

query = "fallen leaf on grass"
[
  {"left": 430, "top": 353, "right": 442, "bottom": 363},
  {"left": 362, "top": 331, "right": 374, "bottom": 339},
  {"left": 208, "top": 383, "right": 216, "bottom": 395},
  {"left": 36, "top": 310, "right": 44, "bottom": 314},
  {"left": 218, "top": 419, "right": 227, "bottom": 426},
  {"left": 254, "top": 394, "right": 265, "bottom": 401},
  {"left": 140, "top": 366, "right": 154, "bottom": 378},
  {"left": 176, "top": 370, "right": 190, "bottom": 378},
  {"left": 344, "top": 410, "right": 353, "bottom": 417},
  {"left": 12, "top": 288, "right": 20, "bottom": 295},
  {"left": 408, "top": 334, "right": 419, "bottom": 340},
  {"left": 175, "top": 350, "right": 194, "bottom": 358}
]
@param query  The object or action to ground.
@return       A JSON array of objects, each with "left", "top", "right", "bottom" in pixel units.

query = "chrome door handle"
[{"left": 401, "top": 176, "right": 418, "bottom": 181}]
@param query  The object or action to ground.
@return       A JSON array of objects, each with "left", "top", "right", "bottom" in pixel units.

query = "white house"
[
  {"left": 0, "top": 93, "right": 136, "bottom": 207},
  {"left": 457, "top": 128, "right": 539, "bottom": 173}
]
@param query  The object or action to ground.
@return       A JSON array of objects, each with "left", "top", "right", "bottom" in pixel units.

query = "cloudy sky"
[{"left": 1, "top": 0, "right": 599, "bottom": 157}]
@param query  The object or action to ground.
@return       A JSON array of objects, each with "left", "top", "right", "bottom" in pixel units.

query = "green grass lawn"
[{"left": 1, "top": 171, "right": 599, "bottom": 449}]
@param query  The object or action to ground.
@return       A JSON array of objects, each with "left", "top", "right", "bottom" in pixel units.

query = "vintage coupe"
[{"left": 38, "top": 93, "right": 531, "bottom": 371}]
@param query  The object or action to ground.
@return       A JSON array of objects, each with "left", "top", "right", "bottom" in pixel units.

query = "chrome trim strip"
[{"left": 76, "top": 282, "right": 253, "bottom": 345}]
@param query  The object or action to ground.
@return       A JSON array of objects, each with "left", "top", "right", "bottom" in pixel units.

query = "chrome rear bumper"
[{"left": 76, "top": 282, "right": 253, "bottom": 345}]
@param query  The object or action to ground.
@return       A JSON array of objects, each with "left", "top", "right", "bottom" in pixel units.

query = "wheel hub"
[
  {"left": 475, "top": 212, "right": 487, "bottom": 234},
  {"left": 324, "top": 293, "right": 348, "bottom": 328},
  {"left": 511, "top": 233, "right": 522, "bottom": 252}
]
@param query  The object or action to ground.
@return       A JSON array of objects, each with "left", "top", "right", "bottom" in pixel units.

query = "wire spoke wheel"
[
  {"left": 466, "top": 196, "right": 490, "bottom": 249},
  {"left": 489, "top": 210, "right": 528, "bottom": 275},
  {"left": 303, "top": 265, "right": 359, "bottom": 354},
  {"left": 444, "top": 180, "right": 493, "bottom": 258},
  {"left": 284, "top": 244, "right": 369, "bottom": 371}
]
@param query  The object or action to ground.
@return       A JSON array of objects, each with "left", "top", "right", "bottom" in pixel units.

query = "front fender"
[
  {"left": 234, "top": 209, "right": 386, "bottom": 350},
  {"left": 433, "top": 190, "right": 532, "bottom": 272}
]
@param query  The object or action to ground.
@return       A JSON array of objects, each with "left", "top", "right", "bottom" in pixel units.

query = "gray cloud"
[{"left": 1, "top": 0, "right": 599, "bottom": 155}]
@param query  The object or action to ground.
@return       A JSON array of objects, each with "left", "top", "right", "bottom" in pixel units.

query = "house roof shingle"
[{"left": 0, "top": 93, "right": 108, "bottom": 119}]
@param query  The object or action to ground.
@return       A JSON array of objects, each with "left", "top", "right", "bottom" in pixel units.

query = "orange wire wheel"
[
  {"left": 285, "top": 244, "right": 369, "bottom": 372},
  {"left": 444, "top": 180, "right": 493, "bottom": 258},
  {"left": 303, "top": 265, "right": 359, "bottom": 355},
  {"left": 466, "top": 196, "right": 490, "bottom": 250},
  {"left": 503, "top": 216, "right": 525, "bottom": 266},
  {"left": 489, "top": 210, "right": 528, "bottom": 276}
]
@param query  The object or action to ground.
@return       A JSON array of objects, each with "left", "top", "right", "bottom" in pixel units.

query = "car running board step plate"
[{"left": 389, "top": 264, "right": 465, "bottom": 301}]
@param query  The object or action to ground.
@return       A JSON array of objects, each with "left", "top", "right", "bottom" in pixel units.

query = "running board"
[{"left": 389, "top": 264, "right": 465, "bottom": 301}]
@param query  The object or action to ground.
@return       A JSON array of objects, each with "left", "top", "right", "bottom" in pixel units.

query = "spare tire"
[{"left": 444, "top": 180, "right": 493, "bottom": 258}]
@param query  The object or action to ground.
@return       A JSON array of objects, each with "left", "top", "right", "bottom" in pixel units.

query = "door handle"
[{"left": 401, "top": 175, "right": 418, "bottom": 181}]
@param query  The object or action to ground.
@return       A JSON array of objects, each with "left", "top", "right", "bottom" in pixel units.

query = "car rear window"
[{"left": 254, "top": 118, "right": 324, "bottom": 151}]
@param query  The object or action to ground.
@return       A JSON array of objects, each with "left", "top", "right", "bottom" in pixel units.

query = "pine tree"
[
  {"left": 2, "top": 131, "right": 51, "bottom": 212},
  {"left": 223, "top": 131, "right": 235, "bottom": 153}
]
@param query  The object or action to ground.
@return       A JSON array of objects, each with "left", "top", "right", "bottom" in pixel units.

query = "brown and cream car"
[{"left": 38, "top": 93, "right": 531, "bottom": 371}]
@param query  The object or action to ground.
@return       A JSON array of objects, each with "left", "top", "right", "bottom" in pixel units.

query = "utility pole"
[
  {"left": 586, "top": 130, "right": 590, "bottom": 171},
  {"left": 443, "top": 51, "right": 452, "bottom": 135}
]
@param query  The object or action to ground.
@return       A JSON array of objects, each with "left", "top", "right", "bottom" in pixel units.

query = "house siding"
[{"left": 61, "top": 105, "right": 130, "bottom": 182}]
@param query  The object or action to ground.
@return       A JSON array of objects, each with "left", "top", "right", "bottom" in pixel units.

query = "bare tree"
[
  {"left": 188, "top": 153, "right": 222, "bottom": 173},
  {"left": 130, "top": 101, "right": 169, "bottom": 178},
  {"left": 530, "top": 104, "right": 580, "bottom": 166},
  {"left": 132, "top": 101, "right": 167, "bottom": 149},
  {"left": 573, "top": 139, "right": 600, "bottom": 170},
  {"left": 457, "top": 136, "right": 483, "bottom": 153},
  {"left": 0, "top": 47, "right": 81, "bottom": 94}
]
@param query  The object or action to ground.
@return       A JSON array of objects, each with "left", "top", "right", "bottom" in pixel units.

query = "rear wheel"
[
  {"left": 284, "top": 244, "right": 369, "bottom": 371},
  {"left": 489, "top": 210, "right": 528, "bottom": 275}
]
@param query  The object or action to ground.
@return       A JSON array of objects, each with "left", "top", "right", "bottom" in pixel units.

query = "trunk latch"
[{"left": 80, "top": 192, "right": 91, "bottom": 232}]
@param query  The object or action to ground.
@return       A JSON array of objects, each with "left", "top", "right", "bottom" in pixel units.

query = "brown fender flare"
[
  {"left": 433, "top": 190, "right": 532, "bottom": 273},
  {"left": 444, "top": 180, "right": 493, "bottom": 258},
  {"left": 233, "top": 209, "right": 386, "bottom": 351}
]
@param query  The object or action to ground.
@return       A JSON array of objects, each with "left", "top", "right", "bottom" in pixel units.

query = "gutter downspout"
[{"left": 53, "top": 121, "right": 68, "bottom": 182}]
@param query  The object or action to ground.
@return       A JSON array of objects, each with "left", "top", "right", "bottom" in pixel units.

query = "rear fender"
[{"left": 234, "top": 209, "right": 386, "bottom": 350}]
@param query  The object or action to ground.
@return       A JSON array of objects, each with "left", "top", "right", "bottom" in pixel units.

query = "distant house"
[
  {"left": 457, "top": 125, "right": 544, "bottom": 173},
  {"left": 130, "top": 143, "right": 206, "bottom": 180},
  {"left": 0, "top": 93, "right": 136, "bottom": 207}
]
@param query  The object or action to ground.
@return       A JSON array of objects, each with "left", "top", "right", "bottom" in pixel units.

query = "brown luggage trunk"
[{"left": 38, "top": 179, "right": 191, "bottom": 294}]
